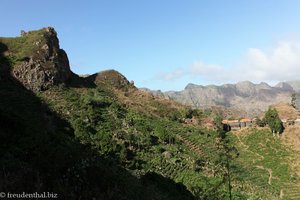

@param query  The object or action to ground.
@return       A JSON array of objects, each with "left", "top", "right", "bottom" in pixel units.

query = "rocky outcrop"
[
  {"left": 2, "top": 27, "right": 73, "bottom": 92},
  {"left": 139, "top": 88, "right": 168, "bottom": 99},
  {"left": 86, "top": 69, "right": 135, "bottom": 89}
]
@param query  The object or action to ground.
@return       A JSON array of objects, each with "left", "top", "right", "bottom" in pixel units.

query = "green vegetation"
[
  {"left": 1, "top": 31, "right": 300, "bottom": 199},
  {"left": 0, "top": 30, "right": 43, "bottom": 61},
  {"left": 229, "top": 128, "right": 300, "bottom": 199},
  {"left": 264, "top": 107, "right": 284, "bottom": 134},
  {"left": 0, "top": 60, "right": 195, "bottom": 199},
  {"left": 255, "top": 118, "right": 266, "bottom": 127},
  {"left": 2, "top": 70, "right": 299, "bottom": 199}
]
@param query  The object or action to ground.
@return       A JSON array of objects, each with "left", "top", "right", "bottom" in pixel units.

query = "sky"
[{"left": 1, "top": 0, "right": 300, "bottom": 91}]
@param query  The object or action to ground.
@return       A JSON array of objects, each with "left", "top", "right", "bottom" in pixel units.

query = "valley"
[{"left": 0, "top": 27, "right": 300, "bottom": 199}]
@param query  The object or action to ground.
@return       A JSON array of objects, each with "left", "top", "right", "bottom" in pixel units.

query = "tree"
[
  {"left": 214, "top": 114, "right": 227, "bottom": 138},
  {"left": 215, "top": 130, "right": 239, "bottom": 200},
  {"left": 255, "top": 118, "right": 266, "bottom": 127},
  {"left": 185, "top": 108, "right": 195, "bottom": 118},
  {"left": 274, "top": 118, "right": 284, "bottom": 134},
  {"left": 264, "top": 108, "right": 284, "bottom": 135}
]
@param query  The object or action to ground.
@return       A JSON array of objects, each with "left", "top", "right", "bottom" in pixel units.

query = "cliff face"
[{"left": 0, "top": 27, "right": 73, "bottom": 92}]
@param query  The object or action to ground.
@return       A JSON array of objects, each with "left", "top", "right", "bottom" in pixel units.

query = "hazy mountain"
[
  {"left": 145, "top": 81, "right": 299, "bottom": 117},
  {"left": 286, "top": 80, "right": 300, "bottom": 92}
]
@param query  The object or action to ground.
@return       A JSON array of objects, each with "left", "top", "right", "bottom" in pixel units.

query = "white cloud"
[
  {"left": 156, "top": 68, "right": 185, "bottom": 81},
  {"left": 155, "top": 62, "right": 224, "bottom": 81},
  {"left": 190, "top": 61, "right": 224, "bottom": 76},
  {"left": 235, "top": 41, "right": 300, "bottom": 81},
  {"left": 156, "top": 40, "right": 300, "bottom": 84}
]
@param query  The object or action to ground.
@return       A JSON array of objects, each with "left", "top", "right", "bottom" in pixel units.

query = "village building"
[
  {"left": 222, "top": 118, "right": 252, "bottom": 131},
  {"left": 294, "top": 119, "right": 300, "bottom": 126},
  {"left": 184, "top": 117, "right": 198, "bottom": 125},
  {"left": 240, "top": 118, "right": 252, "bottom": 128},
  {"left": 222, "top": 119, "right": 240, "bottom": 131},
  {"left": 280, "top": 118, "right": 295, "bottom": 126},
  {"left": 281, "top": 119, "right": 287, "bottom": 123},
  {"left": 287, "top": 119, "right": 295, "bottom": 126},
  {"left": 202, "top": 117, "right": 215, "bottom": 129}
]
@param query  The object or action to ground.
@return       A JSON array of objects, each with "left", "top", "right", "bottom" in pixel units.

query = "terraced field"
[
  {"left": 154, "top": 159, "right": 189, "bottom": 179},
  {"left": 284, "top": 184, "right": 300, "bottom": 199},
  {"left": 176, "top": 134, "right": 205, "bottom": 158},
  {"left": 175, "top": 127, "right": 300, "bottom": 199},
  {"left": 231, "top": 128, "right": 300, "bottom": 199},
  {"left": 145, "top": 127, "right": 300, "bottom": 199}
]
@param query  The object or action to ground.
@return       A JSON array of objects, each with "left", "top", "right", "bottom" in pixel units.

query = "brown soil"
[
  {"left": 282, "top": 126, "right": 300, "bottom": 177},
  {"left": 272, "top": 102, "right": 300, "bottom": 119}
]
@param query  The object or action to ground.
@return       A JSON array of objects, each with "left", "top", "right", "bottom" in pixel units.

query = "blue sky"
[{"left": 1, "top": 0, "right": 300, "bottom": 91}]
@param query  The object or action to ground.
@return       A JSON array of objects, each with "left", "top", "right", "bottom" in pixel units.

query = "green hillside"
[
  {"left": 229, "top": 128, "right": 300, "bottom": 199},
  {"left": 1, "top": 28, "right": 300, "bottom": 199}
]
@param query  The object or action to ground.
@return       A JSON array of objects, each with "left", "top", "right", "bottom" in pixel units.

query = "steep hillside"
[
  {"left": 230, "top": 128, "right": 300, "bottom": 199},
  {"left": 147, "top": 81, "right": 299, "bottom": 117},
  {"left": 0, "top": 28, "right": 196, "bottom": 200},
  {"left": 1, "top": 27, "right": 300, "bottom": 199},
  {"left": 271, "top": 102, "right": 300, "bottom": 120}
]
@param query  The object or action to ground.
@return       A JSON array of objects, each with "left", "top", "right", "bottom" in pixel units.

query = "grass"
[
  {"left": 229, "top": 128, "right": 300, "bottom": 199},
  {"left": 0, "top": 29, "right": 49, "bottom": 66}
]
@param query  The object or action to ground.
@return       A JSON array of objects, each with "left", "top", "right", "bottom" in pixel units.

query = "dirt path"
[
  {"left": 280, "top": 189, "right": 284, "bottom": 199},
  {"left": 234, "top": 131, "right": 275, "bottom": 187},
  {"left": 236, "top": 132, "right": 274, "bottom": 186},
  {"left": 235, "top": 132, "right": 265, "bottom": 161},
  {"left": 236, "top": 133, "right": 248, "bottom": 149},
  {"left": 256, "top": 165, "right": 273, "bottom": 185},
  {"left": 234, "top": 129, "right": 300, "bottom": 199},
  {"left": 267, "top": 168, "right": 272, "bottom": 185}
]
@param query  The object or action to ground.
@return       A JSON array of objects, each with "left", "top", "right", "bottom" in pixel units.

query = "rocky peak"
[
  {"left": 275, "top": 82, "right": 294, "bottom": 91},
  {"left": 257, "top": 82, "right": 272, "bottom": 90},
  {"left": 236, "top": 81, "right": 255, "bottom": 89},
  {"left": 87, "top": 69, "right": 135, "bottom": 89},
  {"left": 235, "top": 81, "right": 256, "bottom": 96},
  {"left": 184, "top": 83, "right": 200, "bottom": 90},
  {"left": 0, "top": 27, "right": 73, "bottom": 92}
]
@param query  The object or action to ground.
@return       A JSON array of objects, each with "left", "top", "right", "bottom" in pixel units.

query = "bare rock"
[
  {"left": 9, "top": 27, "right": 73, "bottom": 92},
  {"left": 86, "top": 69, "right": 135, "bottom": 89},
  {"left": 162, "top": 151, "right": 172, "bottom": 159}
]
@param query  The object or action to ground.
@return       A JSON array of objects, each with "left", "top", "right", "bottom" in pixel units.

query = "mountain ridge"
[{"left": 143, "top": 80, "right": 300, "bottom": 117}]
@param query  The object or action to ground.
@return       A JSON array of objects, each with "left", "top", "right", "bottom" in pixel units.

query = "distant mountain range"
[{"left": 142, "top": 80, "right": 300, "bottom": 117}]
